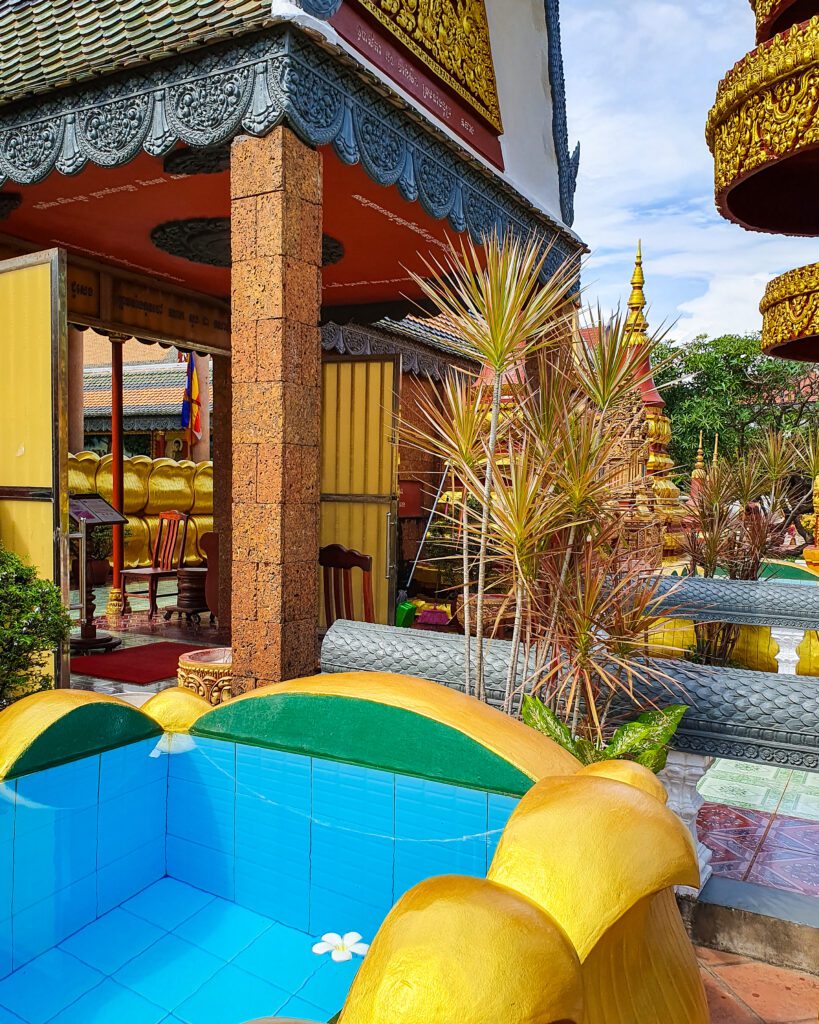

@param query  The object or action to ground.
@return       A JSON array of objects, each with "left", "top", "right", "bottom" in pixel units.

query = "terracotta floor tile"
[
  {"left": 698, "top": 803, "right": 773, "bottom": 832},
  {"left": 714, "top": 961, "right": 819, "bottom": 1022},
  {"left": 697, "top": 946, "right": 752, "bottom": 968},
  {"left": 702, "top": 973, "right": 763, "bottom": 1023}
]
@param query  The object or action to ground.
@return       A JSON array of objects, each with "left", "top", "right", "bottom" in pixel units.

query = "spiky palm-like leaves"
[{"left": 404, "top": 231, "right": 678, "bottom": 744}]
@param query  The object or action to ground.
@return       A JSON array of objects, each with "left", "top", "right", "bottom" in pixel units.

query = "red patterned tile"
[
  {"left": 698, "top": 803, "right": 772, "bottom": 832},
  {"left": 698, "top": 803, "right": 771, "bottom": 880},
  {"left": 764, "top": 814, "right": 819, "bottom": 855},
  {"left": 745, "top": 848, "right": 819, "bottom": 897}
]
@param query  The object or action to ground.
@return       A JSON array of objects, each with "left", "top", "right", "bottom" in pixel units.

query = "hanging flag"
[{"left": 181, "top": 354, "right": 202, "bottom": 439}]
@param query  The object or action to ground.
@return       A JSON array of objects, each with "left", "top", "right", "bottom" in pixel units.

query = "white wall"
[{"left": 485, "top": 0, "right": 564, "bottom": 226}]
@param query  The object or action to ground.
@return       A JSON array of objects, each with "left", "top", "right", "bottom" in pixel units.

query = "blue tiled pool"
[{"left": 0, "top": 735, "right": 518, "bottom": 1023}]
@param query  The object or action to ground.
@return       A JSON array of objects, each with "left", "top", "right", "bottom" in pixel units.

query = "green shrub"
[{"left": 0, "top": 545, "right": 71, "bottom": 705}]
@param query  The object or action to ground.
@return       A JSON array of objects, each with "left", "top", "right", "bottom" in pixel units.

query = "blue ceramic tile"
[
  {"left": 174, "top": 963, "right": 289, "bottom": 1024},
  {"left": 114, "top": 934, "right": 223, "bottom": 1012},
  {"left": 97, "top": 836, "right": 165, "bottom": 916},
  {"left": 0, "top": 948, "right": 102, "bottom": 1024},
  {"left": 99, "top": 739, "right": 167, "bottom": 801},
  {"left": 59, "top": 907, "right": 164, "bottom": 975},
  {"left": 168, "top": 739, "right": 235, "bottom": 791},
  {"left": 167, "top": 778, "right": 234, "bottom": 855},
  {"left": 0, "top": 920, "right": 10, "bottom": 982},
  {"left": 235, "top": 747, "right": 310, "bottom": 880},
  {"left": 0, "top": 786, "right": 14, "bottom": 847},
  {"left": 98, "top": 779, "right": 166, "bottom": 866},
  {"left": 173, "top": 898, "right": 271, "bottom": 960},
  {"left": 394, "top": 776, "right": 488, "bottom": 898},
  {"left": 0, "top": 842, "right": 11, "bottom": 918},
  {"left": 166, "top": 836, "right": 235, "bottom": 901},
  {"left": 12, "top": 874, "right": 96, "bottom": 970},
  {"left": 235, "top": 855, "right": 309, "bottom": 932},
  {"left": 48, "top": 978, "right": 167, "bottom": 1024},
  {"left": 13, "top": 806, "right": 97, "bottom": 911},
  {"left": 311, "top": 760, "right": 394, "bottom": 832},
  {"left": 277, "top": 995, "right": 327, "bottom": 1022},
  {"left": 310, "top": 823, "right": 393, "bottom": 908},
  {"left": 13, "top": 757, "right": 99, "bottom": 837},
  {"left": 297, "top": 958, "right": 362, "bottom": 1016},
  {"left": 234, "top": 923, "right": 321, "bottom": 991},
  {"left": 487, "top": 793, "right": 518, "bottom": 864},
  {"left": 308, "top": 885, "right": 387, "bottom": 946},
  {"left": 122, "top": 878, "right": 214, "bottom": 931}
]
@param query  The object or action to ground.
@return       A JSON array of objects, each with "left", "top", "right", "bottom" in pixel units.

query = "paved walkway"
[{"left": 698, "top": 947, "right": 818, "bottom": 1023}]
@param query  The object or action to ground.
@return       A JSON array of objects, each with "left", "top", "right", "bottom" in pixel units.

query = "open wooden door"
[
  {"left": 320, "top": 355, "right": 400, "bottom": 625},
  {"left": 0, "top": 249, "right": 69, "bottom": 685}
]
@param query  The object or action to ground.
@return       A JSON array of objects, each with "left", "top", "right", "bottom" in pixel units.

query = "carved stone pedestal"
[{"left": 660, "top": 750, "right": 713, "bottom": 895}]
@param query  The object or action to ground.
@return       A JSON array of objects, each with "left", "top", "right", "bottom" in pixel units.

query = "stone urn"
[{"left": 177, "top": 646, "right": 232, "bottom": 705}]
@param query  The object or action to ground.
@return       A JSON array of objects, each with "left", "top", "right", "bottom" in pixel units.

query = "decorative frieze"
[
  {"left": 0, "top": 28, "right": 579, "bottom": 273},
  {"left": 760, "top": 262, "right": 819, "bottom": 354}
]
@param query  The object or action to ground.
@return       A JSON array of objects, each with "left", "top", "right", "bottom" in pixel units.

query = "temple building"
[
  {"left": 707, "top": 0, "right": 819, "bottom": 363},
  {"left": 0, "top": 0, "right": 584, "bottom": 690}
]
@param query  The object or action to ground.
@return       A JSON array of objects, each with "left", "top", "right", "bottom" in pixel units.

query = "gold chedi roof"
[{"left": 626, "top": 240, "right": 650, "bottom": 345}]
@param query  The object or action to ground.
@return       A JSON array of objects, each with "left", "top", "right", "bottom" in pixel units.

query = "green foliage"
[
  {"left": 521, "top": 695, "right": 687, "bottom": 774},
  {"left": 654, "top": 333, "right": 819, "bottom": 473},
  {"left": 0, "top": 545, "right": 71, "bottom": 704},
  {"left": 86, "top": 525, "right": 113, "bottom": 561}
]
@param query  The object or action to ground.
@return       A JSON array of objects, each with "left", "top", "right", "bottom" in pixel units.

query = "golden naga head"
[{"left": 336, "top": 875, "right": 584, "bottom": 1024}]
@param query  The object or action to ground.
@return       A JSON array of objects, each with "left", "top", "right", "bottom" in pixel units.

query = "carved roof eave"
[
  {"left": 0, "top": 26, "right": 584, "bottom": 281},
  {"left": 321, "top": 321, "right": 474, "bottom": 380}
]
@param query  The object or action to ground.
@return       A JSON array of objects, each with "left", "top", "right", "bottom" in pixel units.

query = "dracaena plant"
[{"left": 404, "top": 229, "right": 686, "bottom": 748}]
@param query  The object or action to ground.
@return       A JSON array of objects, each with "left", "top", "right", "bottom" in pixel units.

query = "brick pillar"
[
  {"left": 230, "top": 127, "right": 322, "bottom": 690},
  {"left": 212, "top": 354, "right": 232, "bottom": 644}
]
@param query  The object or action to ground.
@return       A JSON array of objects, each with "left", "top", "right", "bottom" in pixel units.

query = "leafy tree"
[
  {"left": 0, "top": 545, "right": 71, "bottom": 705},
  {"left": 654, "top": 333, "right": 819, "bottom": 472}
]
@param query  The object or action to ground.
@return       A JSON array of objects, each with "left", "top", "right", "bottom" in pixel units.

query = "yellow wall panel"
[
  {"left": 0, "top": 263, "right": 53, "bottom": 488},
  {"left": 0, "top": 500, "right": 53, "bottom": 580},
  {"left": 321, "top": 357, "right": 398, "bottom": 625}
]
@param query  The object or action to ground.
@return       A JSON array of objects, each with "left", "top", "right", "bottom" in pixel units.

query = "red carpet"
[{"left": 70, "top": 642, "right": 202, "bottom": 685}]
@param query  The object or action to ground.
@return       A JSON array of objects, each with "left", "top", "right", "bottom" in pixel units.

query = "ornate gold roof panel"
[
  {"left": 751, "top": 0, "right": 817, "bottom": 42},
  {"left": 706, "top": 16, "right": 819, "bottom": 234},
  {"left": 351, "top": 0, "right": 503, "bottom": 132},
  {"left": 760, "top": 262, "right": 819, "bottom": 360}
]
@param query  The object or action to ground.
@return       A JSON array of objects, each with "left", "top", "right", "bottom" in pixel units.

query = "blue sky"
[{"left": 560, "top": 0, "right": 818, "bottom": 341}]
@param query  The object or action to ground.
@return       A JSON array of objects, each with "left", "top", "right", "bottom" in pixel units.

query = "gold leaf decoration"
[
  {"left": 353, "top": 0, "right": 503, "bottom": 132},
  {"left": 760, "top": 262, "right": 819, "bottom": 351}
]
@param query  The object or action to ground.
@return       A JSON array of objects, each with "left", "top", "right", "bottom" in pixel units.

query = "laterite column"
[{"left": 230, "top": 127, "right": 323, "bottom": 690}]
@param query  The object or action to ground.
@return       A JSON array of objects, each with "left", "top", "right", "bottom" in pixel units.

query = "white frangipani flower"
[{"left": 312, "top": 931, "right": 369, "bottom": 962}]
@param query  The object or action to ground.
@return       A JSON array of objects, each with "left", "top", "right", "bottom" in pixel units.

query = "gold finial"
[
  {"left": 626, "top": 240, "right": 649, "bottom": 345},
  {"left": 712, "top": 433, "right": 719, "bottom": 465},
  {"left": 692, "top": 431, "right": 706, "bottom": 481}
]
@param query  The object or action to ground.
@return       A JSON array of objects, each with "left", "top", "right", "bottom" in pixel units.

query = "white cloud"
[{"left": 561, "top": 0, "right": 817, "bottom": 340}]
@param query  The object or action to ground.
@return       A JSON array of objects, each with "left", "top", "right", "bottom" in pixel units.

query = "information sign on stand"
[{"left": 69, "top": 494, "right": 127, "bottom": 653}]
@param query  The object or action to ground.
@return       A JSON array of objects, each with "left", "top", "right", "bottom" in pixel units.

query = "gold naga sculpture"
[{"left": 307, "top": 760, "right": 707, "bottom": 1024}]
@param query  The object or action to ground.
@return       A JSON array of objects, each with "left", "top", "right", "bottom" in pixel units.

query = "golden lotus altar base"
[{"left": 177, "top": 647, "right": 233, "bottom": 705}]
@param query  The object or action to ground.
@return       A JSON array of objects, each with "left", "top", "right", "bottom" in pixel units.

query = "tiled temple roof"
[
  {"left": 0, "top": 0, "right": 270, "bottom": 105},
  {"left": 84, "top": 360, "right": 196, "bottom": 416}
]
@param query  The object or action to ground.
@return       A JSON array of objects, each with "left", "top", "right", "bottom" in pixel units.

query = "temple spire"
[{"left": 626, "top": 240, "right": 649, "bottom": 345}]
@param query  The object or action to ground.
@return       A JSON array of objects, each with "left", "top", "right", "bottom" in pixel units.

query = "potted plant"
[
  {"left": 0, "top": 545, "right": 71, "bottom": 709},
  {"left": 86, "top": 525, "right": 113, "bottom": 586}
]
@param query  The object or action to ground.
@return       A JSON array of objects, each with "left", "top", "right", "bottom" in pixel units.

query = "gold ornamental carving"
[
  {"left": 178, "top": 652, "right": 233, "bottom": 706},
  {"left": 353, "top": 0, "right": 503, "bottom": 132},
  {"left": 760, "top": 262, "right": 819, "bottom": 351},
  {"left": 706, "top": 17, "right": 819, "bottom": 199}
]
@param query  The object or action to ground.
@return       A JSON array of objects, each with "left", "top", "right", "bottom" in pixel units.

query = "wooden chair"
[
  {"left": 319, "top": 543, "right": 375, "bottom": 626},
  {"left": 120, "top": 510, "right": 189, "bottom": 619},
  {"left": 200, "top": 531, "right": 219, "bottom": 624}
]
